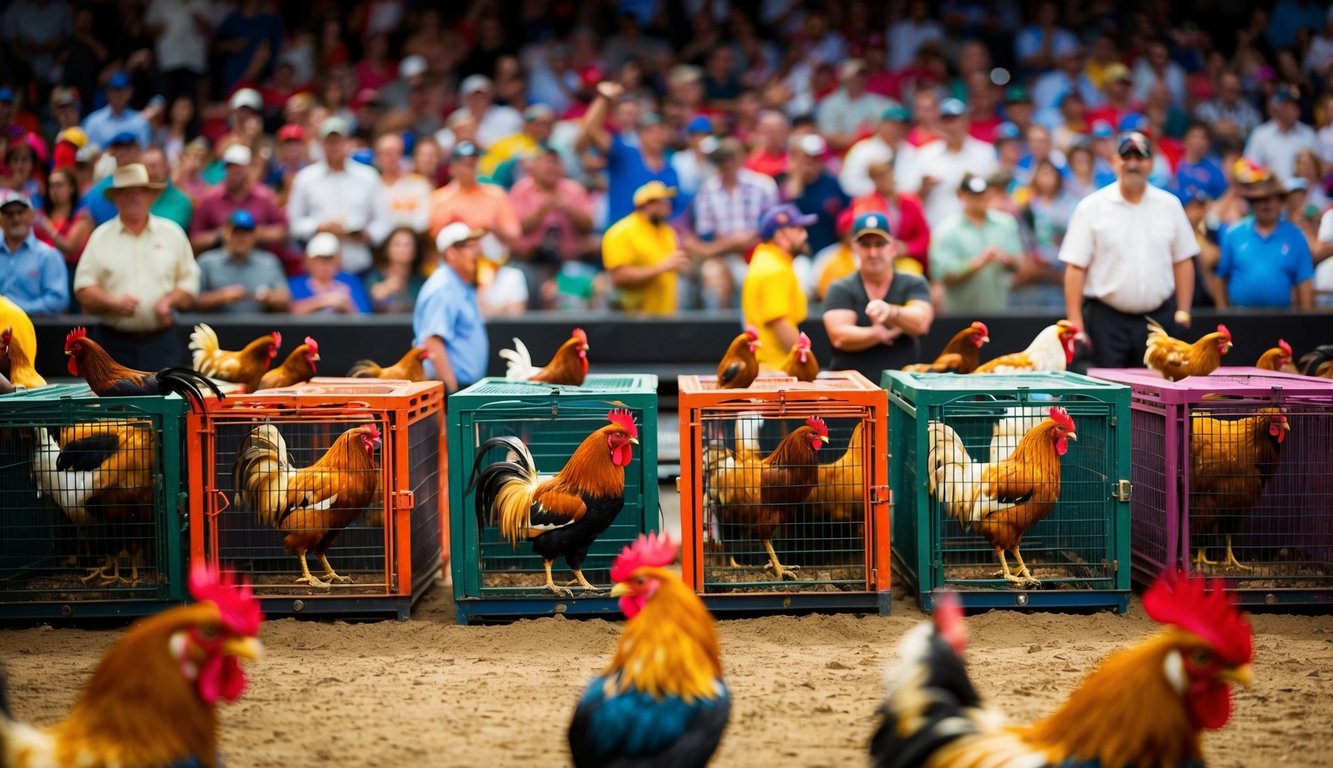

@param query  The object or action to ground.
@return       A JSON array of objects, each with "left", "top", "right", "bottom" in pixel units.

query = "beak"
[
  {"left": 312, "top": 353, "right": 322, "bottom": 361},
  {"left": 223, "top": 636, "right": 264, "bottom": 663},
  {"left": 1067, "top": 432, "right": 1078, "bottom": 441},
  {"left": 609, "top": 582, "right": 631, "bottom": 598},
  {"left": 629, "top": 437, "right": 639, "bottom": 445},
  {"left": 819, "top": 435, "right": 830, "bottom": 444},
  {"left": 981, "top": 336, "right": 990, "bottom": 343},
  {"left": 1219, "top": 664, "right": 1254, "bottom": 688}
]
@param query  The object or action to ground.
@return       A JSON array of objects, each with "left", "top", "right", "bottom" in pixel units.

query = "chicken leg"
[
  {"left": 562, "top": 570, "right": 602, "bottom": 592},
  {"left": 762, "top": 539, "right": 800, "bottom": 581},
  {"left": 542, "top": 560, "right": 574, "bottom": 597},
  {"left": 1222, "top": 535, "right": 1250, "bottom": 571},
  {"left": 79, "top": 556, "right": 115, "bottom": 585},
  {"left": 317, "top": 554, "right": 354, "bottom": 583},
  {"left": 993, "top": 547, "right": 1040, "bottom": 588},
  {"left": 294, "top": 550, "right": 331, "bottom": 588},
  {"left": 1194, "top": 547, "right": 1219, "bottom": 568}
]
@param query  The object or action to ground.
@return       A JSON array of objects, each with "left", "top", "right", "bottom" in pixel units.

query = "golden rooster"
[
  {"left": 255, "top": 336, "right": 320, "bottom": 391},
  {"left": 1253, "top": 339, "right": 1293, "bottom": 372},
  {"left": 499, "top": 327, "right": 590, "bottom": 386},
  {"left": 779, "top": 331, "right": 820, "bottom": 382},
  {"left": 347, "top": 346, "right": 430, "bottom": 381},
  {"left": 1189, "top": 408, "right": 1288, "bottom": 571},
  {"left": 0, "top": 566, "right": 263, "bottom": 768},
  {"left": 0, "top": 326, "right": 45, "bottom": 389},
  {"left": 232, "top": 422, "right": 382, "bottom": 587},
  {"left": 189, "top": 324, "right": 282, "bottom": 393},
  {"left": 927, "top": 406, "right": 1077, "bottom": 586},
  {"left": 466, "top": 410, "right": 640, "bottom": 596},
  {"left": 904, "top": 321, "right": 990, "bottom": 373},
  {"left": 973, "top": 320, "right": 1079, "bottom": 373},
  {"left": 1145, "top": 320, "right": 1232, "bottom": 381},
  {"left": 715, "top": 327, "right": 761, "bottom": 388},
  {"left": 871, "top": 572, "right": 1254, "bottom": 768},
  {"left": 805, "top": 421, "right": 866, "bottom": 524}
]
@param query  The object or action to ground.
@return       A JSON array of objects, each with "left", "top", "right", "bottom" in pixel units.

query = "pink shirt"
[
  {"left": 191, "top": 183, "right": 287, "bottom": 240},
  {"left": 508, "top": 177, "right": 593, "bottom": 260}
]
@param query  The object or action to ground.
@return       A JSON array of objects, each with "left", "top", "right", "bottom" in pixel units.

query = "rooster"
[
  {"left": 779, "top": 331, "right": 819, "bottom": 382},
  {"left": 189, "top": 324, "right": 281, "bottom": 393},
  {"left": 1297, "top": 344, "right": 1333, "bottom": 378},
  {"left": 1145, "top": 320, "right": 1232, "bottom": 381},
  {"left": 805, "top": 421, "right": 866, "bottom": 524},
  {"left": 499, "top": 327, "right": 590, "bottom": 386},
  {"left": 0, "top": 566, "right": 262, "bottom": 768},
  {"left": 569, "top": 533, "right": 729, "bottom": 768},
  {"left": 0, "top": 327, "right": 45, "bottom": 389},
  {"left": 1189, "top": 408, "right": 1288, "bottom": 571},
  {"left": 927, "top": 406, "right": 1076, "bottom": 587},
  {"left": 1253, "top": 339, "right": 1293, "bottom": 372},
  {"left": 870, "top": 571, "right": 1253, "bottom": 768},
  {"left": 64, "top": 327, "right": 224, "bottom": 412},
  {"left": 973, "top": 320, "right": 1079, "bottom": 374},
  {"left": 904, "top": 321, "right": 990, "bottom": 373},
  {"left": 255, "top": 336, "right": 320, "bottom": 391},
  {"left": 347, "top": 346, "right": 430, "bottom": 381},
  {"left": 705, "top": 416, "right": 829, "bottom": 580},
  {"left": 232, "top": 422, "right": 382, "bottom": 587},
  {"left": 715, "top": 327, "right": 761, "bottom": 388},
  {"left": 466, "top": 410, "right": 640, "bottom": 596}
]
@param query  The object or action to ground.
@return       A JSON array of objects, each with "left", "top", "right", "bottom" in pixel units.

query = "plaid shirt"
[{"left": 692, "top": 168, "right": 779, "bottom": 240}]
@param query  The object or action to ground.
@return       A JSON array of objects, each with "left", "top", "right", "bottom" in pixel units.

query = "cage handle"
[{"left": 210, "top": 489, "right": 230, "bottom": 519}]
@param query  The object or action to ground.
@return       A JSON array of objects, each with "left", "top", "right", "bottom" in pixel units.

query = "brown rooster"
[
  {"left": 715, "top": 327, "right": 761, "bottom": 388},
  {"left": 706, "top": 416, "right": 829, "bottom": 580},
  {"left": 189, "top": 324, "right": 281, "bottom": 392},
  {"left": 903, "top": 321, "right": 990, "bottom": 373},
  {"left": 466, "top": 410, "right": 640, "bottom": 596},
  {"left": 0, "top": 566, "right": 263, "bottom": 768},
  {"left": 927, "top": 406, "right": 1077, "bottom": 586},
  {"left": 499, "top": 327, "right": 590, "bottom": 386},
  {"left": 779, "top": 331, "right": 820, "bottom": 382},
  {"left": 64, "top": 327, "right": 224, "bottom": 412},
  {"left": 254, "top": 336, "right": 320, "bottom": 391},
  {"left": 0, "top": 326, "right": 45, "bottom": 389},
  {"left": 974, "top": 320, "right": 1079, "bottom": 373},
  {"left": 232, "top": 422, "right": 382, "bottom": 587},
  {"left": 347, "top": 346, "right": 430, "bottom": 381},
  {"left": 1189, "top": 408, "right": 1288, "bottom": 570},
  {"left": 1145, "top": 319, "right": 1232, "bottom": 381},
  {"left": 805, "top": 421, "right": 865, "bottom": 523},
  {"left": 1254, "top": 339, "right": 1293, "bottom": 372}
]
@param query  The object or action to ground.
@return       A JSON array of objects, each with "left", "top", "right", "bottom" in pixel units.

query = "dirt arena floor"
[{"left": 1, "top": 580, "right": 1331, "bottom": 768}]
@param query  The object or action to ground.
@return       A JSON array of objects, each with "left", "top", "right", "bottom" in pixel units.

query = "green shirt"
[
  {"left": 151, "top": 183, "right": 194, "bottom": 231},
  {"left": 929, "top": 210, "right": 1022, "bottom": 314}
]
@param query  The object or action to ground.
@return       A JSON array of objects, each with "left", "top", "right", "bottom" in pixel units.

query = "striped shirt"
[{"left": 692, "top": 169, "right": 779, "bottom": 242}]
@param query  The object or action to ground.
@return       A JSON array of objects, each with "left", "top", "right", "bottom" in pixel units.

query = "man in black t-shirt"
[{"left": 822, "top": 212, "right": 935, "bottom": 384}]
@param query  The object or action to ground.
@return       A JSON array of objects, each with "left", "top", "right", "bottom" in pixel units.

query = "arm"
[
  {"left": 1063, "top": 264, "right": 1087, "bottom": 330},
  {"left": 518, "top": 196, "right": 555, "bottom": 234},
  {"left": 576, "top": 83, "right": 617, "bottom": 156},
  {"left": 37, "top": 212, "right": 93, "bottom": 260},
  {"left": 422, "top": 334, "right": 458, "bottom": 393},
  {"left": 1172, "top": 257, "right": 1194, "bottom": 318},
  {"left": 1295, "top": 280, "right": 1313, "bottom": 309},
  {"left": 195, "top": 284, "right": 247, "bottom": 311},
  {"left": 607, "top": 260, "right": 679, "bottom": 288},
  {"left": 23, "top": 253, "right": 70, "bottom": 315},
  {"left": 824, "top": 307, "right": 884, "bottom": 351},
  {"left": 257, "top": 283, "right": 291, "bottom": 312},
  {"left": 285, "top": 170, "right": 319, "bottom": 240},
  {"left": 766, "top": 317, "right": 799, "bottom": 353},
  {"left": 867, "top": 298, "right": 933, "bottom": 337}
]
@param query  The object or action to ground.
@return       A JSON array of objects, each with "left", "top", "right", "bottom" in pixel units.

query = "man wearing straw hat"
[
  {"left": 73, "top": 163, "right": 200, "bottom": 370},
  {"left": 1216, "top": 170, "right": 1314, "bottom": 309}
]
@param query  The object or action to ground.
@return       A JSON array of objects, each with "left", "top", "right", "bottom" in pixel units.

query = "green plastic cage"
[
  {"left": 448, "top": 374, "right": 659, "bottom": 624},
  {"left": 885, "top": 371, "right": 1132, "bottom": 613},
  {"left": 0, "top": 383, "right": 189, "bottom": 619}
]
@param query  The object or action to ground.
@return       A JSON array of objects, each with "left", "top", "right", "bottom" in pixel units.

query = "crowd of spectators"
[{"left": 2, "top": 0, "right": 1333, "bottom": 334}]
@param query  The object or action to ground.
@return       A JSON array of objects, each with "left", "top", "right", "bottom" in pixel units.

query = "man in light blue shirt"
[
  {"left": 81, "top": 72, "right": 151, "bottom": 150},
  {"left": 0, "top": 190, "right": 68, "bottom": 315},
  {"left": 413, "top": 223, "right": 489, "bottom": 394}
]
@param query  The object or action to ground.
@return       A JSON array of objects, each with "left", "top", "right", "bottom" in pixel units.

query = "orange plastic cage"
[{"left": 677, "top": 370, "right": 890, "bottom": 615}]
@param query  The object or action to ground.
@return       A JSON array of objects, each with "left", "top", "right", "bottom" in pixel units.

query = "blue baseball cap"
[
  {"left": 759, "top": 203, "right": 818, "bottom": 240},
  {"left": 939, "top": 98, "right": 967, "bottom": 118},
  {"left": 228, "top": 209, "right": 256, "bottom": 230},
  {"left": 1118, "top": 113, "right": 1150, "bottom": 134},
  {"left": 1090, "top": 119, "right": 1114, "bottom": 139},
  {"left": 686, "top": 115, "right": 712, "bottom": 134},
  {"left": 1178, "top": 186, "right": 1211, "bottom": 205},
  {"left": 108, "top": 72, "right": 132, "bottom": 90},
  {"left": 994, "top": 122, "right": 1021, "bottom": 142},
  {"left": 851, "top": 211, "right": 892, "bottom": 241},
  {"left": 108, "top": 130, "right": 140, "bottom": 147}
]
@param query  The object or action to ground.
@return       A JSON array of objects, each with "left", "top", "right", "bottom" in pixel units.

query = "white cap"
[
  {"left": 399, "top": 55, "right": 428, "bottom": 79},
  {"left": 228, "top": 88, "right": 263, "bottom": 112},
  {"left": 306, "top": 232, "right": 341, "bottom": 258},
  {"left": 318, "top": 115, "right": 351, "bottom": 138},
  {"left": 460, "top": 74, "right": 492, "bottom": 94},
  {"left": 793, "top": 133, "right": 827, "bottom": 156},
  {"left": 435, "top": 222, "right": 484, "bottom": 251},
  {"left": 222, "top": 144, "right": 252, "bottom": 165}
]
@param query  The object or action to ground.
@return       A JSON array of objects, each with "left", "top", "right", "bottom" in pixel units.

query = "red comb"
[
  {"left": 1048, "top": 406, "right": 1074, "bottom": 430},
  {"left": 65, "top": 326, "right": 88, "bottom": 348},
  {"left": 932, "top": 589, "right": 967, "bottom": 656},
  {"left": 970, "top": 321, "right": 989, "bottom": 335},
  {"left": 572, "top": 327, "right": 587, "bottom": 343},
  {"left": 1216, "top": 324, "right": 1231, "bottom": 342},
  {"left": 805, "top": 415, "right": 828, "bottom": 436},
  {"left": 610, "top": 531, "right": 677, "bottom": 583},
  {"left": 361, "top": 423, "right": 381, "bottom": 444},
  {"left": 797, "top": 331, "right": 811, "bottom": 348},
  {"left": 1278, "top": 339, "right": 1291, "bottom": 357},
  {"left": 189, "top": 564, "right": 263, "bottom": 637},
  {"left": 270, "top": 331, "right": 282, "bottom": 347},
  {"left": 607, "top": 408, "right": 638, "bottom": 438},
  {"left": 304, "top": 336, "right": 319, "bottom": 354},
  {"left": 1143, "top": 571, "right": 1252, "bottom": 666},
  {"left": 744, "top": 326, "right": 758, "bottom": 340}
]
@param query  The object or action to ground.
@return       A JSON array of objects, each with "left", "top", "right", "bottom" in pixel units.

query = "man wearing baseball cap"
[
  {"left": 191, "top": 142, "right": 290, "bottom": 259},
  {"left": 929, "top": 174, "right": 1023, "bottom": 314},
  {"left": 195, "top": 209, "right": 291, "bottom": 314},
  {"left": 413, "top": 222, "right": 489, "bottom": 393},
  {"left": 601, "top": 181, "right": 690, "bottom": 315},
  {"left": 0, "top": 190, "right": 68, "bottom": 315},
  {"left": 1243, "top": 85, "right": 1316, "bottom": 185},
  {"left": 742, "top": 203, "right": 818, "bottom": 368},
  {"left": 915, "top": 97, "right": 997, "bottom": 228},
  {"left": 81, "top": 72, "right": 150, "bottom": 150}
]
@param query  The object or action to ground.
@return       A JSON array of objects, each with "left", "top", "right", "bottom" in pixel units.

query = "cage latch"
[
  {"left": 1112, "top": 479, "right": 1131, "bottom": 503},
  {"left": 394, "top": 490, "right": 416, "bottom": 514},
  {"left": 210, "top": 489, "right": 230, "bottom": 519},
  {"left": 869, "top": 485, "right": 891, "bottom": 504}
]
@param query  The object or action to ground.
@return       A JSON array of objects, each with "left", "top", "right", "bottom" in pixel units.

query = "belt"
[{"left": 100, "top": 325, "right": 170, "bottom": 341}]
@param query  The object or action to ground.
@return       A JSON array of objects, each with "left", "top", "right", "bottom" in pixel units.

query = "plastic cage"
[
  {"left": 677, "top": 371, "right": 890, "bottom": 616},
  {"left": 448, "top": 374, "right": 659, "bottom": 625},
  {"left": 885, "top": 371, "right": 1132, "bottom": 613},
  {"left": 188, "top": 378, "right": 444, "bottom": 620},
  {"left": 0, "top": 384, "right": 189, "bottom": 619},
  {"left": 1087, "top": 367, "right": 1333, "bottom": 606}
]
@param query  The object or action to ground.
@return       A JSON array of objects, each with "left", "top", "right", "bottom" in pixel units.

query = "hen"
[
  {"left": 0, "top": 566, "right": 263, "bottom": 768},
  {"left": 1253, "top": 339, "right": 1293, "bottom": 372},
  {"left": 466, "top": 410, "right": 639, "bottom": 596},
  {"left": 1145, "top": 320, "right": 1232, "bottom": 381},
  {"left": 64, "top": 327, "right": 224, "bottom": 412},
  {"left": 973, "top": 320, "right": 1079, "bottom": 374},
  {"left": 255, "top": 336, "right": 320, "bottom": 390},
  {"left": 927, "top": 406, "right": 1076, "bottom": 587},
  {"left": 189, "top": 324, "right": 281, "bottom": 393},
  {"left": 715, "top": 327, "right": 761, "bottom": 388},
  {"left": 569, "top": 533, "right": 729, "bottom": 768},
  {"left": 904, "top": 321, "right": 990, "bottom": 373},
  {"left": 870, "top": 571, "right": 1253, "bottom": 768},
  {"left": 1189, "top": 408, "right": 1288, "bottom": 571},
  {"left": 778, "top": 331, "right": 819, "bottom": 382},
  {"left": 1297, "top": 344, "right": 1333, "bottom": 378},
  {"left": 232, "top": 422, "right": 382, "bottom": 587},
  {"left": 347, "top": 345, "right": 430, "bottom": 381},
  {"left": 805, "top": 421, "right": 865, "bottom": 524},
  {"left": 0, "top": 327, "right": 45, "bottom": 389},
  {"left": 499, "top": 327, "right": 590, "bottom": 386}
]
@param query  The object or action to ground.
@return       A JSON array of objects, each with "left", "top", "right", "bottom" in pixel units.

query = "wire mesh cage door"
[
  {"left": 1127, "top": 399, "right": 1180, "bottom": 585},
  {"left": 404, "top": 408, "right": 444, "bottom": 596}
]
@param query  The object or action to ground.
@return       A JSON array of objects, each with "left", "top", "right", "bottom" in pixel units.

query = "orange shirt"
[{"left": 427, "top": 181, "right": 520, "bottom": 241}]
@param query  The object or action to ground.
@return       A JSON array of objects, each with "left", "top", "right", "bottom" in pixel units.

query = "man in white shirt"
[
  {"left": 1315, "top": 208, "right": 1333, "bottom": 307},
  {"left": 816, "top": 60, "right": 893, "bottom": 153},
  {"left": 456, "top": 74, "right": 523, "bottom": 150},
  {"left": 1243, "top": 86, "right": 1317, "bottom": 183},
  {"left": 915, "top": 98, "right": 997, "bottom": 228},
  {"left": 839, "top": 104, "right": 919, "bottom": 198},
  {"left": 145, "top": 0, "right": 210, "bottom": 102},
  {"left": 1059, "top": 132, "right": 1198, "bottom": 368},
  {"left": 286, "top": 116, "right": 392, "bottom": 275}
]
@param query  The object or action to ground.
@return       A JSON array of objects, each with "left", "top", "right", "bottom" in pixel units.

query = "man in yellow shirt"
[
  {"left": 743, "top": 203, "right": 816, "bottom": 368},
  {"left": 601, "top": 181, "right": 690, "bottom": 314}
]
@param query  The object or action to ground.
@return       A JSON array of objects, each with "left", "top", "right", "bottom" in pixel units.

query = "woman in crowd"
[
  {"left": 363, "top": 227, "right": 427, "bottom": 313},
  {"left": 1011, "top": 159, "right": 1073, "bottom": 310}
]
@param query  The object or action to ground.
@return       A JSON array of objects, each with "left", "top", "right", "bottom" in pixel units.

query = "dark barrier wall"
[{"left": 30, "top": 311, "right": 1333, "bottom": 384}]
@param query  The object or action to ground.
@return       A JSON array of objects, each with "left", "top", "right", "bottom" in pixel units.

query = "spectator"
[
  {"left": 214, "top": 0, "right": 285, "bottom": 96},
  {"left": 809, "top": 209, "right": 857, "bottom": 302},
  {"left": 173, "top": 138, "right": 212, "bottom": 201},
  {"left": 742, "top": 203, "right": 817, "bottom": 370},
  {"left": 195, "top": 210, "right": 290, "bottom": 314},
  {"left": 427, "top": 140, "right": 520, "bottom": 249},
  {"left": 1014, "top": 124, "right": 1068, "bottom": 190},
  {"left": 33, "top": 166, "right": 91, "bottom": 282},
  {"left": 141, "top": 146, "right": 193, "bottom": 231},
  {"left": 508, "top": 144, "right": 595, "bottom": 303},
  {"left": 1174, "top": 123, "right": 1228, "bottom": 201},
  {"left": 1013, "top": 160, "right": 1075, "bottom": 310},
  {"left": 1060, "top": 132, "right": 1198, "bottom": 368},
  {"left": 379, "top": 54, "right": 429, "bottom": 112},
  {"left": 816, "top": 60, "right": 894, "bottom": 153},
  {"left": 82, "top": 132, "right": 145, "bottom": 226},
  {"left": 930, "top": 175, "right": 1022, "bottom": 314},
  {"left": 686, "top": 137, "right": 779, "bottom": 310},
  {"left": 887, "top": 0, "right": 943, "bottom": 73},
  {"left": 993, "top": 123, "right": 1026, "bottom": 182},
  {"left": 526, "top": 43, "right": 579, "bottom": 117},
  {"left": 1132, "top": 39, "right": 1188, "bottom": 108},
  {"left": 267, "top": 124, "right": 308, "bottom": 205},
  {"left": 577, "top": 81, "right": 679, "bottom": 228},
  {"left": 476, "top": 240, "right": 530, "bottom": 318},
  {"left": 413, "top": 223, "right": 488, "bottom": 393},
  {"left": 916, "top": 98, "right": 997, "bottom": 228},
  {"left": 0, "top": 190, "right": 68, "bottom": 316},
  {"left": 5, "top": 136, "right": 43, "bottom": 207},
  {"left": 145, "top": 0, "right": 210, "bottom": 104},
  {"left": 1292, "top": 148, "right": 1329, "bottom": 210},
  {"left": 73, "top": 164, "right": 199, "bottom": 370},
  {"left": 1014, "top": 1, "right": 1080, "bottom": 74},
  {"left": 745, "top": 109, "right": 790, "bottom": 180},
  {"left": 191, "top": 143, "right": 289, "bottom": 259},
  {"left": 601, "top": 181, "right": 690, "bottom": 315},
  {"left": 1217, "top": 175, "right": 1314, "bottom": 309},
  {"left": 1182, "top": 188, "right": 1223, "bottom": 307},
  {"left": 288, "top": 232, "right": 372, "bottom": 315},
  {"left": 1085, "top": 63, "right": 1140, "bottom": 131},
  {"left": 81, "top": 72, "right": 150, "bottom": 150},
  {"left": 840, "top": 105, "right": 918, "bottom": 199},
  {"left": 1048, "top": 89, "right": 1089, "bottom": 152},
  {"left": 1032, "top": 47, "right": 1101, "bottom": 118},
  {"left": 412, "top": 135, "right": 446, "bottom": 189},
  {"left": 363, "top": 227, "right": 426, "bottom": 313},
  {"left": 1193, "top": 71, "right": 1263, "bottom": 139},
  {"left": 456, "top": 74, "right": 523, "bottom": 151},
  {"left": 1243, "top": 86, "right": 1316, "bottom": 184},
  {"left": 671, "top": 116, "right": 717, "bottom": 203},
  {"left": 286, "top": 116, "right": 391, "bottom": 275},
  {"left": 482, "top": 104, "right": 556, "bottom": 184},
  {"left": 851, "top": 160, "right": 931, "bottom": 277},
  {"left": 1315, "top": 208, "right": 1333, "bottom": 306},
  {"left": 777, "top": 133, "right": 849, "bottom": 255},
  {"left": 1, "top": 0, "right": 73, "bottom": 87},
  {"left": 375, "top": 132, "right": 432, "bottom": 234}
]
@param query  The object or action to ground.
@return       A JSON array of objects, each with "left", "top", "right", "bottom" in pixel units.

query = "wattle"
[
  {"left": 619, "top": 594, "right": 644, "bottom": 619},
  {"left": 581, "top": 356, "right": 589, "bottom": 374},
  {"left": 612, "top": 444, "right": 633, "bottom": 467},
  {"left": 798, "top": 350, "right": 808, "bottom": 363},
  {"left": 1190, "top": 681, "right": 1232, "bottom": 730},
  {"left": 67, "top": 358, "right": 79, "bottom": 376},
  {"left": 198, "top": 655, "right": 249, "bottom": 704},
  {"left": 1055, "top": 436, "right": 1068, "bottom": 456}
]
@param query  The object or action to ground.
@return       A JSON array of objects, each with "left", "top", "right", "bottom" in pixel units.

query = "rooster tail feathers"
[
  {"left": 499, "top": 337, "right": 535, "bottom": 380},
  {"left": 232, "top": 424, "right": 290, "bottom": 528},
  {"left": 157, "top": 367, "right": 226, "bottom": 411},
  {"left": 467, "top": 435, "right": 538, "bottom": 537},
  {"left": 188, "top": 323, "right": 219, "bottom": 371},
  {"left": 347, "top": 359, "right": 382, "bottom": 378}
]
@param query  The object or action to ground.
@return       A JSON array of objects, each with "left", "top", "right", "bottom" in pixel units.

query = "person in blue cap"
[
  {"left": 195, "top": 209, "right": 291, "bottom": 314},
  {"left": 823, "top": 211, "right": 933, "bottom": 380},
  {"left": 81, "top": 130, "right": 146, "bottom": 225},
  {"left": 742, "top": 203, "right": 817, "bottom": 369},
  {"left": 0, "top": 190, "right": 68, "bottom": 316},
  {"left": 81, "top": 72, "right": 150, "bottom": 150}
]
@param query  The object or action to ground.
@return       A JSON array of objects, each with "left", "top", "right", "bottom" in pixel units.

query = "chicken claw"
[
  {"left": 762, "top": 540, "right": 800, "bottom": 581},
  {"left": 563, "top": 570, "right": 602, "bottom": 592},
  {"left": 318, "top": 554, "right": 354, "bottom": 584},
  {"left": 543, "top": 560, "right": 574, "bottom": 597},
  {"left": 1222, "top": 535, "right": 1251, "bottom": 572},
  {"left": 295, "top": 552, "right": 332, "bottom": 589}
]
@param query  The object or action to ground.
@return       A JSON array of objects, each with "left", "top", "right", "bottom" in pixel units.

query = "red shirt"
[{"left": 745, "top": 148, "right": 787, "bottom": 179}]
